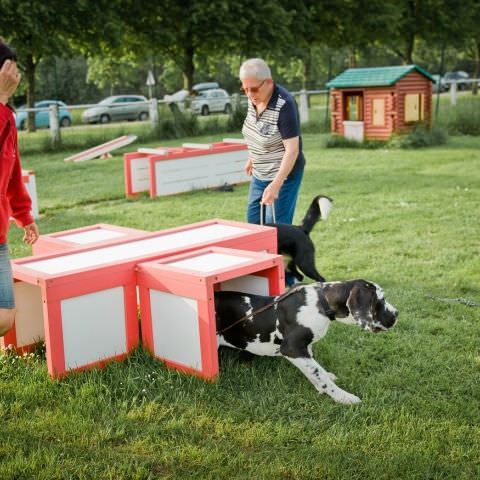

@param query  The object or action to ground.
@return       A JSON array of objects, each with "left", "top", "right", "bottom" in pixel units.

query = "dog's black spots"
[
  {"left": 273, "top": 336, "right": 282, "bottom": 345},
  {"left": 321, "top": 384, "right": 327, "bottom": 390},
  {"left": 215, "top": 291, "right": 277, "bottom": 350},
  {"left": 279, "top": 326, "right": 313, "bottom": 358}
]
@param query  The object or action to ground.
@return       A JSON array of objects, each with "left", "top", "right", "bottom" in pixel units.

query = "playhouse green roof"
[{"left": 326, "top": 65, "right": 435, "bottom": 89}]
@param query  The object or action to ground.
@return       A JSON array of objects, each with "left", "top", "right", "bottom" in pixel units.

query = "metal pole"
[
  {"left": 325, "top": 56, "right": 332, "bottom": 129},
  {"left": 435, "top": 45, "right": 445, "bottom": 120}
]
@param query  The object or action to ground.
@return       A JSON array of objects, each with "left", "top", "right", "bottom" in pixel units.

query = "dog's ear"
[{"left": 346, "top": 282, "right": 377, "bottom": 327}]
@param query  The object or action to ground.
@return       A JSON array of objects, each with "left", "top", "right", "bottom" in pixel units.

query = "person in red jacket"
[{"left": 0, "top": 40, "right": 39, "bottom": 338}]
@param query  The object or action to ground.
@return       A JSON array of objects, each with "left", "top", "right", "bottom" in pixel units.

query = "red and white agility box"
[
  {"left": 6, "top": 219, "right": 276, "bottom": 376},
  {"left": 33, "top": 223, "right": 146, "bottom": 256},
  {"left": 136, "top": 247, "right": 284, "bottom": 380},
  {"left": 124, "top": 140, "right": 249, "bottom": 197}
]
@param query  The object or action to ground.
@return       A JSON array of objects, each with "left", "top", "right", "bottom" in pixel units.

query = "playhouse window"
[
  {"left": 404, "top": 94, "right": 425, "bottom": 123},
  {"left": 345, "top": 93, "right": 363, "bottom": 121}
]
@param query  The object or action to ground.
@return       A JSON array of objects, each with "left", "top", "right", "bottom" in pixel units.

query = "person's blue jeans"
[
  {"left": 247, "top": 166, "right": 304, "bottom": 286},
  {"left": 0, "top": 243, "right": 15, "bottom": 309},
  {"left": 247, "top": 166, "right": 304, "bottom": 225}
]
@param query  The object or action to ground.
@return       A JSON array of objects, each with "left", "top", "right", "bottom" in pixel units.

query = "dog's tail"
[{"left": 300, "top": 195, "right": 333, "bottom": 234}]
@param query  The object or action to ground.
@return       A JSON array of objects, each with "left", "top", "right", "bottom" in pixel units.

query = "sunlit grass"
[{"left": 2, "top": 132, "right": 479, "bottom": 479}]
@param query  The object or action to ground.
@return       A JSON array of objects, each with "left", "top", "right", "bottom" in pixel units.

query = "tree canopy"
[{"left": 1, "top": 0, "right": 478, "bottom": 110}]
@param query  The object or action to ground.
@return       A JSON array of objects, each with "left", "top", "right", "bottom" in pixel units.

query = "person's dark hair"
[{"left": 0, "top": 38, "right": 17, "bottom": 69}]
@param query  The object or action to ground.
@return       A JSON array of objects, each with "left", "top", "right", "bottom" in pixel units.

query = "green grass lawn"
[{"left": 2, "top": 131, "right": 480, "bottom": 479}]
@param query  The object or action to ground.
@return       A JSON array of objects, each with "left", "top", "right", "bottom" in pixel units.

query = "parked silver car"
[
  {"left": 82, "top": 95, "right": 149, "bottom": 124},
  {"left": 190, "top": 89, "right": 232, "bottom": 116}
]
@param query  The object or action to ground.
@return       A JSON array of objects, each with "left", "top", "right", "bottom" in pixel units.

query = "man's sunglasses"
[{"left": 240, "top": 79, "right": 266, "bottom": 94}]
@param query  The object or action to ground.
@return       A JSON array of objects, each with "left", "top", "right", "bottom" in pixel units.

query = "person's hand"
[
  {"left": 244, "top": 157, "right": 253, "bottom": 176},
  {"left": 261, "top": 181, "right": 281, "bottom": 205},
  {"left": 23, "top": 223, "right": 39, "bottom": 245},
  {"left": 0, "top": 60, "right": 21, "bottom": 105}
]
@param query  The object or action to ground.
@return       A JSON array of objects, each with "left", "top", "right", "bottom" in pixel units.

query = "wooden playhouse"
[{"left": 326, "top": 65, "right": 435, "bottom": 141}]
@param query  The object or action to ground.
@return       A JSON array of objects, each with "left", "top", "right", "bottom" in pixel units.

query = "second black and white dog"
[
  {"left": 267, "top": 195, "right": 333, "bottom": 283},
  {"left": 215, "top": 280, "right": 398, "bottom": 404}
]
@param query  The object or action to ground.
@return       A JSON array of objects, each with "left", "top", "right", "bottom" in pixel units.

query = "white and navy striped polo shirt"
[{"left": 242, "top": 83, "right": 305, "bottom": 181}]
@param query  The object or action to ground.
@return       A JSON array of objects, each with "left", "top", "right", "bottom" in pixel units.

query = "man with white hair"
[{"left": 239, "top": 58, "right": 305, "bottom": 227}]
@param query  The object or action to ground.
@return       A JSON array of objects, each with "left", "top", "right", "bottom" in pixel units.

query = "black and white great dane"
[{"left": 215, "top": 280, "right": 398, "bottom": 404}]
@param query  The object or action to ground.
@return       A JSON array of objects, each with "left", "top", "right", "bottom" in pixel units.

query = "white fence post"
[
  {"left": 450, "top": 81, "right": 457, "bottom": 106},
  {"left": 49, "top": 104, "right": 61, "bottom": 146},
  {"left": 299, "top": 89, "right": 309, "bottom": 124},
  {"left": 149, "top": 98, "right": 159, "bottom": 126}
]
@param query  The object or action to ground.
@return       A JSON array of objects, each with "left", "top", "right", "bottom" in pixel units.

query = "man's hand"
[
  {"left": 0, "top": 60, "right": 21, "bottom": 105},
  {"left": 23, "top": 223, "right": 39, "bottom": 245},
  {"left": 261, "top": 180, "right": 282, "bottom": 205},
  {"left": 244, "top": 157, "right": 253, "bottom": 176}
]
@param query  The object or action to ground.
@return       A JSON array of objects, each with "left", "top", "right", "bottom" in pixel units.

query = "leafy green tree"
[
  {"left": 0, "top": 1, "right": 73, "bottom": 130},
  {"left": 0, "top": 0, "right": 121, "bottom": 130},
  {"left": 120, "top": 0, "right": 292, "bottom": 91}
]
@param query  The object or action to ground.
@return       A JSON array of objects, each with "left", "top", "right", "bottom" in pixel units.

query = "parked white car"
[
  {"left": 190, "top": 89, "right": 232, "bottom": 116},
  {"left": 164, "top": 85, "right": 232, "bottom": 116}
]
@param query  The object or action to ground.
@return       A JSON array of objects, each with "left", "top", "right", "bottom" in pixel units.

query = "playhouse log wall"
[{"left": 394, "top": 70, "right": 433, "bottom": 134}]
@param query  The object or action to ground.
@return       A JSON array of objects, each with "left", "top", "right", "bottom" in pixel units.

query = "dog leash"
[
  {"left": 216, "top": 285, "right": 335, "bottom": 335},
  {"left": 260, "top": 202, "right": 276, "bottom": 225},
  {"left": 426, "top": 294, "right": 480, "bottom": 307},
  {"left": 217, "top": 285, "right": 303, "bottom": 335}
]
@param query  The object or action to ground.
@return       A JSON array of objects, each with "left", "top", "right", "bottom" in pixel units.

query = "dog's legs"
[
  {"left": 296, "top": 257, "right": 326, "bottom": 283},
  {"left": 326, "top": 371, "right": 337, "bottom": 381},
  {"left": 287, "top": 260, "right": 304, "bottom": 282},
  {"left": 283, "top": 355, "right": 360, "bottom": 404}
]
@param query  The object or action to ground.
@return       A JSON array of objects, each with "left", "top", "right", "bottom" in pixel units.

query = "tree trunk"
[
  {"left": 25, "top": 54, "right": 37, "bottom": 133},
  {"left": 405, "top": 35, "right": 414, "bottom": 64},
  {"left": 182, "top": 39, "right": 195, "bottom": 92},
  {"left": 348, "top": 48, "right": 357, "bottom": 68},
  {"left": 303, "top": 49, "right": 313, "bottom": 107},
  {"left": 303, "top": 49, "right": 312, "bottom": 90}
]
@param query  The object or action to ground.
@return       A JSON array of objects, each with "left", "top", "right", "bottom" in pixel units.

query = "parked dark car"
[
  {"left": 443, "top": 71, "right": 470, "bottom": 91},
  {"left": 432, "top": 74, "right": 447, "bottom": 93}
]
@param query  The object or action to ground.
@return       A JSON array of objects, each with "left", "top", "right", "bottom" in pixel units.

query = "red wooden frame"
[{"left": 136, "top": 247, "right": 284, "bottom": 380}]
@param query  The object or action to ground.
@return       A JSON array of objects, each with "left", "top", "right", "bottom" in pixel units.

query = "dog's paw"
[{"left": 335, "top": 392, "right": 361, "bottom": 405}]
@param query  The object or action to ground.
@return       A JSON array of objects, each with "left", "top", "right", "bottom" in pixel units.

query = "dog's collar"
[
  {"left": 316, "top": 285, "right": 335, "bottom": 321},
  {"left": 289, "top": 284, "right": 336, "bottom": 321}
]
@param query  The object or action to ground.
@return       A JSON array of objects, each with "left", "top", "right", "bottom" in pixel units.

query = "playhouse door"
[{"left": 343, "top": 92, "right": 364, "bottom": 141}]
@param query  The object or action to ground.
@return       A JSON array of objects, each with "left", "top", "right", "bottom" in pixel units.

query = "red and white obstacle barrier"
[
  {"left": 137, "top": 246, "right": 284, "bottom": 379},
  {"left": 124, "top": 139, "right": 249, "bottom": 197}
]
